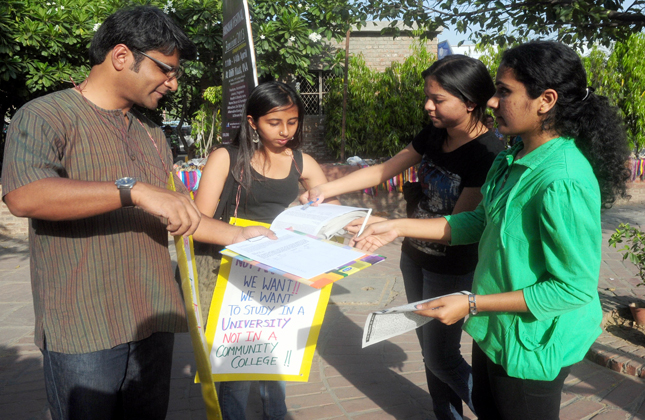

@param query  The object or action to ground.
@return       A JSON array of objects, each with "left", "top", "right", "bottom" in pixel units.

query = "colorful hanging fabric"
[{"left": 175, "top": 168, "right": 203, "bottom": 192}]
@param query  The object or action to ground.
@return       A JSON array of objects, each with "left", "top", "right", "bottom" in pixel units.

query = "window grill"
[{"left": 295, "top": 71, "right": 336, "bottom": 115}]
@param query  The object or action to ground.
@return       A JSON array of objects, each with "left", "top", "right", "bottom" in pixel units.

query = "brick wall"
[
  {"left": 328, "top": 22, "right": 439, "bottom": 72},
  {"left": 301, "top": 22, "right": 440, "bottom": 162}
]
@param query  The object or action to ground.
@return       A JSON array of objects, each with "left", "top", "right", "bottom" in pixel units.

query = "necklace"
[
  {"left": 501, "top": 166, "right": 512, "bottom": 189},
  {"left": 500, "top": 153, "right": 520, "bottom": 189},
  {"left": 71, "top": 78, "right": 170, "bottom": 185}
]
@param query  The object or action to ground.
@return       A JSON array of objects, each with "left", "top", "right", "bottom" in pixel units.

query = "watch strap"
[{"left": 119, "top": 187, "right": 134, "bottom": 208}]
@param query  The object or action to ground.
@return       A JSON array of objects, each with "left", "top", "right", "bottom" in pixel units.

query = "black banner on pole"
[{"left": 221, "top": 0, "right": 258, "bottom": 143}]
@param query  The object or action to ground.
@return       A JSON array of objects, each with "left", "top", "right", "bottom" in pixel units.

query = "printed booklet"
[
  {"left": 362, "top": 291, "right": 471, "bottom": 347},
  {"left": 223, "top": 204, "right": 379, "bottom": 286},
  {"left": 269, "top": 203, "right": 372, "bottom": 239}
]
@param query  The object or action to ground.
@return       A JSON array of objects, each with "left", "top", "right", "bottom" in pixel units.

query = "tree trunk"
[{"left": 340, "top": 28, "right": 350, "bottom": 163}]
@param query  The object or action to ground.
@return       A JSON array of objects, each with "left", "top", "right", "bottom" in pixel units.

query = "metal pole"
[{"left": 340, "top": 28, "right": 350, "bottom": 162}]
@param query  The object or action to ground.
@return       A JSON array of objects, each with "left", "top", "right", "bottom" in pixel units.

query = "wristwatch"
[{"left": 115, "top": 177, "right": 137, "bottom": 207}]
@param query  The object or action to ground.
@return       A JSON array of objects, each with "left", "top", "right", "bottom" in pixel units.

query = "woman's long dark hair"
[
  {"left": 228, "top": 81, "right": 305, "bottom": 191},
  {"left": 421, "top": 54, "right": 496, "bottom": 129},
  {"left": 500, "top": 41, "right": 631, "bottom": 208}
]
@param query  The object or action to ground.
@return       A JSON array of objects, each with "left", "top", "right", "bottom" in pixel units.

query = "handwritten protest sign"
[{"left": 204, "top": 256, "right": 332, "bottom": 382}]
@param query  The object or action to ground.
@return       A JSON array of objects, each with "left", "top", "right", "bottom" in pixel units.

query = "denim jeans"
[
  {"left": 472, "top": 341, "right": 570, "bottom": 420},
  {"left": 218, "top": 380, "right": 287, "bottom": 420},
  {"left": 399, "top": 252, "right": 475, "bottom": 420},
  {"left": 41, "top": 332, "right": 175, "bottom": 420}
]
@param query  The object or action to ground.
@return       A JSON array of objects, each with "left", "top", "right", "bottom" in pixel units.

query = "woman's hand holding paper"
[{"left": 414, "top": 294, "right": 469, "bottom": 325}]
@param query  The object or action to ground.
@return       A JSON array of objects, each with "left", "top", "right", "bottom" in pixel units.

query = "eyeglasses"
[{"left": 134, "top": 50, "right": 184, "bottom": 81}]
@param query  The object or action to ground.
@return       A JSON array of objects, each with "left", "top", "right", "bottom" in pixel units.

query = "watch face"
[{"left": 116, "top": 177, "right": 136, "bottom": 188}]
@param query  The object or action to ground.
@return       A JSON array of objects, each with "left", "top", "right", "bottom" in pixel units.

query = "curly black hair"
[{"left": 501, "top": 41, "right": 631, "bottom": 208}]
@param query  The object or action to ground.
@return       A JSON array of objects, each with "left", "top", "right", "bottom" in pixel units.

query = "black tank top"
[{"left": 234, "top": 150, "right": 303, "bottom": 224}]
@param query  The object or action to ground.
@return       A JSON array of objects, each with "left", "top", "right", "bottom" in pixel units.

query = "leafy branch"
[
  {"left": 363, "top": 0, "right": 645, "bottom": 48},
  {"left": 609, "top": 223, "right": 645, "bottom": 285}
]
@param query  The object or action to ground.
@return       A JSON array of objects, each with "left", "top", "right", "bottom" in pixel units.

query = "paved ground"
[{"left": 1, "top": 201, "right": 645, "bottom": 420}]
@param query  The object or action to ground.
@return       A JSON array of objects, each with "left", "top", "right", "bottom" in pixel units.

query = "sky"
[
  {"left": 438, "top": 27, "right": 474, "bottom": 46},
  {"left": 435, "top": 0, "right": 637, "bottom": 47}
]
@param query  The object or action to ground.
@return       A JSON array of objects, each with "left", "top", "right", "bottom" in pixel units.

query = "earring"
[{"left": 252, "top": 129, "right": 260, "bottom": 143}]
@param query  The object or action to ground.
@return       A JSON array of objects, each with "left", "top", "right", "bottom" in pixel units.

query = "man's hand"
[
  {"left": 414, "top": 294, "right": 469, "bottom": 325},
  {"left": 231, "top": 226, "right": 278, "bottom": 244},
  {"left": 131, "top": 183, "right": 201, "bottom": 236},
  {"left": 349, "top": 220, "right": 400, "bottom": 252}
]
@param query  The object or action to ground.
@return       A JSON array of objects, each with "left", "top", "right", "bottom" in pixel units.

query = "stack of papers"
[
  {"left": 223, "top": 204, "right": 382, "bottom": 288},
  {"left": 225, "top": 229, "right": 366, "bottom": 279}
]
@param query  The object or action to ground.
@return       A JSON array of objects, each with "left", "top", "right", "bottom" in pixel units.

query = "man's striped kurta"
[{"left": 2, "top": 89, "right": 188, "bottom": 354}]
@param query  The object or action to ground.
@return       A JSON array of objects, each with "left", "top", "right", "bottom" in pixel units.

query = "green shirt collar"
[{"left": 511, "top": 137, "right": 572, "bottom": 169}]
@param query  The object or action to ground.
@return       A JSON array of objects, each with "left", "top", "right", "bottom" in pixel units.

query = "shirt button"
[{"left": 130, "top": 155, "right": 136, "bottom": 161}]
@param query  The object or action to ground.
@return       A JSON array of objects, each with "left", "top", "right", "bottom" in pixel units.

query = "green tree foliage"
[
  {"left": 0, "top": 0, "right": 224, "bottom": 159},
  {"left": 609, "top": 223, "right": 645, "bottom": 286},
  {"left": 158, "top": 0, "right": 223, "bottom": 156},
  {"left": 0, "top": 0, "right": 366, "bottom": 159},
  {"left": 251, "top": 0, "right": 366, "bottom": 83},
  {"left": 608, "top": 35, "right": 645, "bottom": 156},
  {"left": 0, "top": 0, "right": 111, "bottom": 127},
  {"left": 192, "top": 85, "right": 222, "bottom": 157},
  {"left": 364, "top": 0, "right": 645, "bottom": 49},
  {"left": 323, "top": 43, "right": 433, "bottom": 158},
  {"left": 583, "top": 34, "right": 645, "bottom": 155},
  {"left": 474, "top": 43, "right": 508, "bottom": 81}
]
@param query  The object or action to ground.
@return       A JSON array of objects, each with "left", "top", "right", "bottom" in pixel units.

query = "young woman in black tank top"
[{"left": 194, "top": 81, "right": 338, "bottom": 420}]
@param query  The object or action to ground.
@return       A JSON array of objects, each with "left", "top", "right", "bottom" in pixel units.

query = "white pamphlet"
[
  {"left": 225, "top": 229, "right": 366, "bottom": 279},
  {"left": 362, "top": 291, "right": 471, "bottom": 347}
]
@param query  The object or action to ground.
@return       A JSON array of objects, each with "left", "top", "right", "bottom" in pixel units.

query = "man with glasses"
[
  {"left": 135, "top": 50, "right": 185, "bottom": 80},
  {"left": 2, "top": 6, "right": 271, "bottom": 419}
]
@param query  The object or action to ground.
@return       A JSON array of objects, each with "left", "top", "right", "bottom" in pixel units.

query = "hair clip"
[{"left": 582, "top": 87, "right": 595, "bottom": 101}]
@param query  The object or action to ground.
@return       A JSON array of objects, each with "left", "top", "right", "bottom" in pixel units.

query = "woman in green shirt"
[{"left": 349, "top": 41, "right": 631, "bottom": 419}]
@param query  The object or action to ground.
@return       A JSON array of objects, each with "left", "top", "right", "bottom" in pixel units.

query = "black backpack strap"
[{"left": 213, "top": 145, "right": 238, "bottom": 220}]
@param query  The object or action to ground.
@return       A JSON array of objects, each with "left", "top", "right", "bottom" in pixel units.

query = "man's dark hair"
[{"left": 89, "top": 6, "right": 197, "bottom": 67}]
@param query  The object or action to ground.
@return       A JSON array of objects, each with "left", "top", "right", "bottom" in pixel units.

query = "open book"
[
  {"left": 270, "top": 203, "right": 372, "bottom": 239},
  {"left": 222, "top": 204, "right": 381, "bottom": 287}
]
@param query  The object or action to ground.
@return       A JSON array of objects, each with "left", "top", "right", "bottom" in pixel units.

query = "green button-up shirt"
[{"left": 446, "top": 137, "right": 602, "bottom": 380}]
